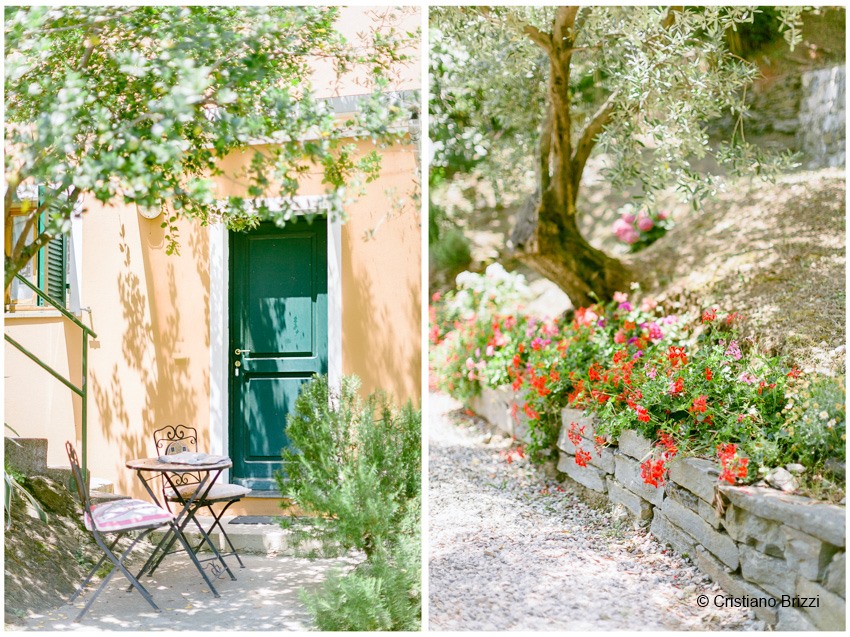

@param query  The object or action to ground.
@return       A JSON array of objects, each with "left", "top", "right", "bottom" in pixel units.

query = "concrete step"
[{"left": 149, "top": 516, "right": 322, "bottom": 556}]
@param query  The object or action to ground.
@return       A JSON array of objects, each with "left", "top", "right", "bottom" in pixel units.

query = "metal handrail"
[
  {"left": 10, "top": 274, "right": 96, "bottom": 337},
  {"left": 5, "top": 273, "right": 96, "bottom": 476}
]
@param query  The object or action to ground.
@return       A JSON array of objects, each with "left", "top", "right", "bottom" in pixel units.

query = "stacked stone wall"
[{"left": 467, "top": 388, "right": 846, "bottom": 630}]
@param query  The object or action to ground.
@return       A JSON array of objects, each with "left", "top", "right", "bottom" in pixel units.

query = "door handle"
[{"left": 234, "top": 348, "right": 251, "bottom": 356}]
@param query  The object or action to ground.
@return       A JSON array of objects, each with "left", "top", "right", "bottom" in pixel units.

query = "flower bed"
[
  {"left": 431, "top": 268, "right": 846, "bottom": 630},
  {"left": 431, "top": 271, "right": 845, "bottom": 501}
]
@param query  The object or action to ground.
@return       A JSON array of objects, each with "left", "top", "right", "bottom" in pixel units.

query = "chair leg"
[
  {"left": 70, "top": 535, "right": 123, "bottom": 602},
  {"left": 74, "top": 530, "right": 161, "bottom": 622},
  {"left": 169, "top": 520, "right": 221, "bottom": 598},
  {"left": 183, "top": 504, "right": 237, "bottom": 581},
  {"left": 205, "top": 501, "right": 245, "bottom": 568}
]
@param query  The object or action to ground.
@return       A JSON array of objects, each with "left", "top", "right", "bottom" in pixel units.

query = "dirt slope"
[{"left": 631, "top": 167, "right": 845, "bottom": 371}]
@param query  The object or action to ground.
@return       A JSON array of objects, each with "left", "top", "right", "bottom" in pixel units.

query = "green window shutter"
[{"left": 36, "top": 185, "right": 68, "bottom": 309}]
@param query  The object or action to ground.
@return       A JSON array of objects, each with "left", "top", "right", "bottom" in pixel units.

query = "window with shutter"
[
  {"left": 5, "top": 184, "right": 70, "bottom": 312},
  {"left": 37, "top": 215, "right": 68, "bottom": 308}
]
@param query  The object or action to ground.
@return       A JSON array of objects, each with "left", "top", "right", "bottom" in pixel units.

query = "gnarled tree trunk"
[{"left": 511, "top": 6, "right": 635, "bottom": 306}]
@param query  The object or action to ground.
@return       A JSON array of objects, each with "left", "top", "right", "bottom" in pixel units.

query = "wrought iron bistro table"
[{"left": 125, "top": 455, "right": 236, "bottom": 597}]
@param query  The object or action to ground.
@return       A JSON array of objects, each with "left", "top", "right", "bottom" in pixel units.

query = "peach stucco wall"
[{"left": 5, "top": 139, "right": 419, "bottom": 502}]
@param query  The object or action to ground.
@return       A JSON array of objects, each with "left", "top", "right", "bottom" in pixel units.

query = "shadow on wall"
[
  {"left": 89, "top": 217, "right": 210, "bottom": 495},
  {"left": 342, "top": 209, "right": 421, "bottom": 406}
]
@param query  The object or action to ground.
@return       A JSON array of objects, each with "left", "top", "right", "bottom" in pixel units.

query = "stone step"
[{"left": 149, "top": 516, "right": 322, "bottom": 556}]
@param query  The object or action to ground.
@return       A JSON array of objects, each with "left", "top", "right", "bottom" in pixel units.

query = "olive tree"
[
  {"left": 430, "top": 6, "right": 803, "bottom": 305},
  {"left": 5, "top": 6, "right": 416, "bottom": 288}
]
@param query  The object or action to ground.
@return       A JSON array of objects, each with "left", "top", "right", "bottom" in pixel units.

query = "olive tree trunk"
[{"left": 511, "top": 7, "right": 633, "bottom": 306}]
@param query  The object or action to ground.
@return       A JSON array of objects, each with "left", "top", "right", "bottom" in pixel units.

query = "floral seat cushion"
[{"left": 85, "top": 498, "right": 174, "bottom": 532}]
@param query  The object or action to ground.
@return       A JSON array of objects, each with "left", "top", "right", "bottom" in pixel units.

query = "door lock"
[{"left": 234, "top": 360, "right": 241, "bottom": 377}]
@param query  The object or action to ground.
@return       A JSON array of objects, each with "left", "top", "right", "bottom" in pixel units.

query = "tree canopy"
[
  {"left": 430, "top": 6, "right": 804, "bottom": 303},
  {"left": 5, "top": 6, "right": 417, "bottom": 287}
]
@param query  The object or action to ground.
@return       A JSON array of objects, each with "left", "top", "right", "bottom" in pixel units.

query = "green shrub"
[
  {"left": 302, "top": 495, "right": 421, "bottom": 631},
  {"left": 430, "top": 226, "right": 472, "bottom": 275},
  {"left": 278, "top": 375, "right": 421, "bottom": 630}
]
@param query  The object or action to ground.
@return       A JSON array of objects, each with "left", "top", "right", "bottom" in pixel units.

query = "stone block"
[
  {"left": 4, "top": 438, "right": 49, "bottom": 475},
  {"left": 557, "top": 410, "right": 599, "bottom": 454},
  {"left": 668, "top": 456, "right": 720, "bottom": 503},
  {"left": 607, "top": 477, "right": 653, "bottom": 523},
  {"left": 557, "top": 451, "right": 607, "bottom": 493},
  {"left": 650, "top": 510, "right": 696, "bottom": 559},
  {"left": 469, "top": 386, "right": 532, "bottom": 442},
  {"left": 698, "top": 498, "right": 723, "bottom": 529},
  {"left": 719, "top": 485, "right": 846, "bottom": 547},
  {"left": 783, "top": 526, "right": 839, "bottom": 583},
  {"left": 468, "top": 386, "right": 513, "bottom": 434},
  {"left": 823, "top": 552, "right": 845, "bottom": 598},
  {"left": 739, "top": 545, "right": 795, "bottom": 598},
  {"left": 614, "top": 453, "right": 664, "bottom": 507},
  {"left": 588, "top": 446, "right": 615, "bottom": 474},
  {"left": 795, "top": 575, "right": 846, "bottom": 631},
  {"left": 776, "top": 607, "right": 817, "bottom": 631},
  {"left": 617, "top": 429, "right": 653, "bottom": 460},
  {"left": 692, "top": 546, "right": 778, "bottom": 625},
  {"left": 668, "top": 484, "right": 700, "bottom": 512},
  {"left": 723, "top": 505, "right": 786, "bottom": 558},
  {"left": 662, "top": 497, "right": 739, "bottom": 570}
]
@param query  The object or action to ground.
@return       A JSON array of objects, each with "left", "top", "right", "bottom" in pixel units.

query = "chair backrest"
[
  {"left": 152, "top": 424, "right": 201, "bottom": 489},
  {"left": 65, "top": 441, "right": 93, "bottom": 516}
]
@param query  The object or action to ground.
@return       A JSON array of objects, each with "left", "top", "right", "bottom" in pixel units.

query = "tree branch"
[
  {"left": 570, "top": 90, "right": 618, "bottom": 198},
  {"left": 661, "top": 6, "right": 683, "bottom": 29},
  {"left": 524, "top": 24, "right": 552, "bottom": 52}
]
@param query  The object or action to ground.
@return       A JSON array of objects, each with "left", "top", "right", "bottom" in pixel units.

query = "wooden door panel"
[{"left": 229, "top": 218, "right": 328, "bottom": 491}]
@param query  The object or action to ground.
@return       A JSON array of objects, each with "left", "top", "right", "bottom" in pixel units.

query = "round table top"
[{"left": 126, "top": 456, "right": 232, "bottom": 472}]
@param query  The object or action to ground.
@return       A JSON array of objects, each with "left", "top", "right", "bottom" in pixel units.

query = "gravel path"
[{"left": 428, "top": 392, "right": 764, "bottom": 631}]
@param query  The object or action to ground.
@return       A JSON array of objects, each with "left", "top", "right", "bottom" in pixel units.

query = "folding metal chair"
[
  {"left": 64, "top": 441, "right": 200, "bottom": 622},
  {"left": 153, "top": 425, "right": 250, "bottom": 568}
]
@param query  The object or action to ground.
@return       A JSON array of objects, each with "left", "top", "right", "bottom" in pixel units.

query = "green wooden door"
[{"left": 229, "top": 218, "right": 328, "bottom": 491}]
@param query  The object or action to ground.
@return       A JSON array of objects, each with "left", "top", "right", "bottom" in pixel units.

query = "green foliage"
[
  {"left": 4, "top": 468, "right": 49, "bottom": 530},
  {"left": 278, "top": 375, "right": 421, "bottom": 630},
  {"left": 429, "top": 204, "right": 472, "bottom": 278},
  {"left": 301, "top": 495, "right": 421, "bottom": 632},
  {"left": 430, "top": 6, "right": 804, "bottom": 201},
  {"left": 780, "top": 376, "right": 846, "bottom": 473},
  {"left": 5, "top": 6, "right": 416, "bottom": 284}
]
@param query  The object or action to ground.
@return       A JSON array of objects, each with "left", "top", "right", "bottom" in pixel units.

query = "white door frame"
[{"left": 209, "top": 202, "right": 342, "bottom": 483}]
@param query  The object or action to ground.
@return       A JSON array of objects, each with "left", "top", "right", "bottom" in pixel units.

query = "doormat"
[{"left": 229, "top": 516, "right": 279, "bottom": 525}]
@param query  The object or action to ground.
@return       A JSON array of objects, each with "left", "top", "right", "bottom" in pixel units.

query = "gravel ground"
[{"left": 429, "top": 392, "right": 765, "bottom": 631}]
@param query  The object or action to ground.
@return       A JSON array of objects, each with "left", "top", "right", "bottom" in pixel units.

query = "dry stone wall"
[
  {"left": 798, "top": 65, "right": 846, "bottom": 169},
  {"left": 467, "top": 389, "right": 846, "bottom": 631}
]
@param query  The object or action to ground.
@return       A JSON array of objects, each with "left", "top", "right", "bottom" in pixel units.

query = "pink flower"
[
  {"left": 657, "top": 210, "right": 669, "bottom": 220},
  {"left": 738, "top": 372, "right": 758, "bottom": 385},
  {"left": 613, "top": 218, "right": 632, "bottom": 236},
  {"left": 637, "top": 216, "right": 654, "bottom": 232},
  {"left": 622, "top": 228, "right": 640, "bottom": 244},
  {"left": 614, "top": 329, "right": 627, "bottom": 344},
  {"left": 465, "top": 357, "right": 475, "bottom": 370},
  {"left": 640, "top": 297, "right": 658, "bottom": 312},
  {"left": 622, "top": 212, "right": 636, "bottom": 224},
  {"left": 648, "top": 322, "right": 663, "bottom": 341},
  {"left": 542, "top": 321, "right": 559, "bottom": 337},
  {"left": 613, "top": 292, "right": 629, "bottom": 303},
  {"left": 486, "top": 345, "right": 495, "bottom": 357},
  {"left": 726, "top": 340, "right": 743, "bottom": 361},
  {"left": 645, "top": 366, "right": 658, "bottom": 379}
]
